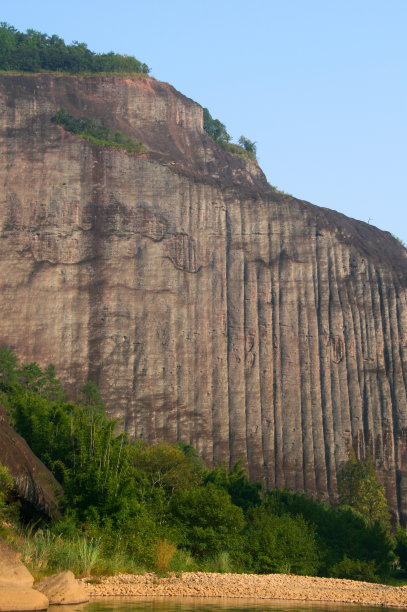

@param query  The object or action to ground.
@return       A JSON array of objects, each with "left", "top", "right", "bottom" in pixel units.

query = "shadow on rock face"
[{"left": 0, "top": 405, "right": 63, "bottom": 520}]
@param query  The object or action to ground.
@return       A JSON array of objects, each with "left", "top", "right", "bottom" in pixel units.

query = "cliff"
[{"left": 0, "top": 74, "right": 407, "bottom": 520}]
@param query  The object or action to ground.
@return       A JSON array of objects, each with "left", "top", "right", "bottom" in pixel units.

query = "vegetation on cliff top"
[
  {"left": 52, "top": 108, "right": 147, "bottom": 153},
  {"left": 0, "top": 347, "right": 401, "bottom": 582},
  {"left": 203, "top": 107, "right": 257, "bottom": 163},
  {"left": 0, "top": 23, "right": 149, "bottom": 74}
]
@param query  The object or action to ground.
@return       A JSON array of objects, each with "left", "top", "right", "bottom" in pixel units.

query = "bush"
[
  {"left": 330, "top": 555, "right": 381, "bottom": 583},
  {"left": 265, "top": 489, "right": 395, "bottom": 581},
  {"left": 246, "top": 506, "right": 320, "bottom": 575},
  {"left": 170, "top": 484, "right": 244, "bottom": 558},
  {"left": 203, "top": 107, "right": 257, "bottom": 162},
  {"left": 395, "top": 527, "right": 407, "bottom": 572},
  {"left": 52, "top": 108, "right": 146, "bottom": 154}
]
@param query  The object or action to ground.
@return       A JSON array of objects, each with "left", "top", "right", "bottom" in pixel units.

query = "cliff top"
[{"left": 0, "top": 72, "right": 406, "bottom": 283}]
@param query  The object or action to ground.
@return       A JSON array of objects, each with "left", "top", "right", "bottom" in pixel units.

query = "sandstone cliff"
[{"left": 0, "top": 74, "right": 406, "bottom": 520}]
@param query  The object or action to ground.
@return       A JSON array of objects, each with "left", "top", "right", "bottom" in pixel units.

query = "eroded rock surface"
[
  {"left": 0, "top": 406, "right": 62, "bottom": 518},
  {"left": 0, "top": 74, "right": 407, "bottom": 520},
  {"left": 0, "top": 539, "right": 49, "bottom": 611},
  {"left": 35, "top": 571, "right": 88, "bottom": 605}
]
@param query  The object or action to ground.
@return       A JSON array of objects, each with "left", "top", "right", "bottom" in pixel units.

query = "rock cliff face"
[{"left": 1, "top": 74, "right": 407, "bottom": 520}]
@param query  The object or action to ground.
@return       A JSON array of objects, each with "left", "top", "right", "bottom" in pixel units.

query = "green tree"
[
  {"left": 205, "top": 461, "right": 262, "bottom": 513},
  {"left": 0, "top": 23, "right": 150, "bottom": 74},
  {"left": 238, "top": 135, "right": 257, "bottom": 155},
  {"left": 246, "top": 505, "right": 320, "bottom": 575},
  {"left": 337, "top": 449, "right": 391, "bottom": 530},
  {"left": 395, "top": 527, "right": 407, "bottom": 572},
  {"left": 169, "top": 484, "right": 244, "bottom": 557},
  {"left": 203, "top": 108, "right": 231, "bottom": 143}
]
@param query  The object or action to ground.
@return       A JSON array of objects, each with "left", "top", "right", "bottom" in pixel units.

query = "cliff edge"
[{"left": 1, "top": 74, "right": 406, "bottom": 520}]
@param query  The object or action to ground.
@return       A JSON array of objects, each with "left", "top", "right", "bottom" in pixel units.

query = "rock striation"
[
  {"left": 0, "top": 74, "right": 406, "bottom": 520},
  {"left": 0, "top": 406, "right": 62, "bottom": 518}
]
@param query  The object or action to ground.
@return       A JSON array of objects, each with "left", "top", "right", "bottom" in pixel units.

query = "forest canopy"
[
  {"left": 0, "top": 23, "right": 150, "bottom": 74},
  {"left": 0, "top": 347, "right": 398, "bottom": 582}
]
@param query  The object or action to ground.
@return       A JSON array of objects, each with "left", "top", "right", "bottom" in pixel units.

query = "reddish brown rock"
[
  {"left": 0, "top": 74, "right": 406, "bottom": 521},
  {"left": 0, "top": 406, "right": 62, "bottom": 519}
]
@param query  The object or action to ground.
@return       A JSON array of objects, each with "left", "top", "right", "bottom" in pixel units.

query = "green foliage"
[
  {"left": 238, "top": 135, "right": 257, "bottom": 155},
  {"left": 337, "top": 449, "right": 391, "bottom": 531},
  {"left": 218, "top": 140, "right": 257, "bottom": 162},
  {"left": 170, "top": 484, "right": 245, "bottom": 558},
  {"left": 0, "top": 347, "right": 400, "bottom": 580},
  {"left": 329, "top": 555, "right": 381, "bottom": 583},
  {"left": 395, "top": 527, "right": 407, "bottom": 572},
  {"left": 266, "top": 488, "right": 394, "bottom": 581},
  {"left": 204, "top": 461, "right": 262, "bottom": 513},
  {"left": 20, "top": 530, "right": 100, "bottom": 577},
  {"left": 52, "top": 108, "right": 146, "bottom": 154},
  {"left": 203, "top": 107, "right": 257, "bottom": 162},
  {"left": 0, "top": 23, "right": 149, "bottom": 74},
  {"left": 245, "top": 506, "right": 320, "bottom": 575},
  {"left": 0, "top": 462, "right": 18, "bottom": 533},
  {"left": 203, "top": 108, "right": 231, "bottom": 143}
]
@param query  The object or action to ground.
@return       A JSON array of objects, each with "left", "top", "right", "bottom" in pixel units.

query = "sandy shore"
[{"left": 81, "top": 572, "right": 407, "bottom": 608}]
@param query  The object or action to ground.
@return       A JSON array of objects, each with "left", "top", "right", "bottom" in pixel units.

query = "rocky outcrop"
[
  {"left": 35, "top": 571, "right": 88, "bottom": 605},
  {"left": 0, "top": 539, "right": 49, "bottom": 611},
  {"left": 0, "top": 406, "right": 62, "bottom": 518},
  {"left": 0, "top": 74, "right": 406, "bottom": 521}
]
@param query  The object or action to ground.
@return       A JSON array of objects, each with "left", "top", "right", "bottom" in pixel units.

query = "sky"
[{"left": 2, "top": 0, "right": 407, "bottom": 243}]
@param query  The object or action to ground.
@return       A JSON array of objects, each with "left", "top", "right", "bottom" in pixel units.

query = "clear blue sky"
[{"left": 3, "top": 0, "right": 407, "bottom": 243}]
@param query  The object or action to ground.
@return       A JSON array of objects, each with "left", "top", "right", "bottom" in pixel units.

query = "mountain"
[{"left": 1, "top": 73, "right": 407, "bottom": 521}]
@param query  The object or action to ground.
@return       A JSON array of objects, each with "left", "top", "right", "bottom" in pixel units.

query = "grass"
[
  {"left": 17, "top": 530, "right": 101, "bottom": 578},
  {"left": 218, "top": 140, "right": 257, "bottom": 163},
  {"left": 53, "top": 107, "right": 147, "bottom": 154},
  {"left": 156, "top": 538, "right": 177, "bottom": 573}
]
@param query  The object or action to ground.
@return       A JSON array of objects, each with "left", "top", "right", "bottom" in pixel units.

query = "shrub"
[
  {"left": 156, "top": 538, "right": 177, "bottom": 573},
  {"left": 246, "top": 507, "right": 320, "bottom": 575},
  {"left": 170, "top": 484, "right": 244, "bottom": 558},
  {"left": 330, "top": 555, "right": 381, "bottom": 583},
  {"left": 52, "top": 108, "right": 146, "bottom": 154}
]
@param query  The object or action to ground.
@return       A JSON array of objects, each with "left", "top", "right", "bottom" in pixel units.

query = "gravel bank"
[{"left": 81, "top": 573, "right": 407, "bottom": 608}]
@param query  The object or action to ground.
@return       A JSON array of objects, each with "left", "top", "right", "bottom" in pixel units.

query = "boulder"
[
  {"left": 0, "top": 540, "right": 33, "bottom": 589},
  {"left": 0, "top": 589, "right": 49, "bottom": 611},
  {"left": 35, "top": 571, "right": 88, "bottom": 605},
  {"left": 0, "top": 405, "right": 63, "bottom": 519},
  {"left": 0, "top": 540, "right": 48, "bottom": 611}
]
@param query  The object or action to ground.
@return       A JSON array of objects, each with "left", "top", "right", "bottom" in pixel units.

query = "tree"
[
  {"left": 169, "top": 484, "right": 244, "bottom": 557},
  {"left": 205, "top": 461, "right": 262, "bottom": 513},
  {"left": 203, "top": 108, "right": 231, "bottom": 143},
  {"left": 395, "top": 527, "right": 407, "bottom": 572},
  {"left": 337, "top": 449, "right": 391, "bottom": 531},
  {"left": 245, "top": 506, "right": 320, "bottom": 575},
  {"left": 238, "top": 135, "right": 257, "bottom": 155}
]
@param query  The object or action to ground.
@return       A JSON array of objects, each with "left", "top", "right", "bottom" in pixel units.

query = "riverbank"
[{"left": 81, "top": 573, "right": 407, "bottom": 608}]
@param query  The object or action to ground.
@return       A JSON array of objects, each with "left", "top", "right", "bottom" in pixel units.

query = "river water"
[{"left": 48, "top": 598, "right": 398, "bottom": 612}]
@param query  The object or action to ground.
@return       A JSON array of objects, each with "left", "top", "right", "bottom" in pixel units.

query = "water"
[{"left": 48, "top": 599, "right": 399, "bottom": 612}]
